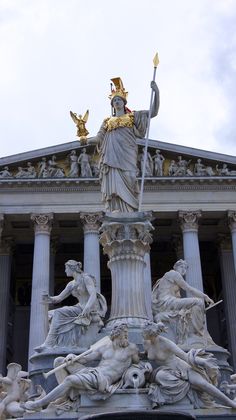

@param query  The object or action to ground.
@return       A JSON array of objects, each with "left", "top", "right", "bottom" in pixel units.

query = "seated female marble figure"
[
  {"left": 35, "top": 260, "right": 107, "bottom": 352},
  {"left": 143, "top": 322, "right": 236, "bottom": 409},
  {"left": 152, "top": 259, "right": 215, "bottom": 347}
]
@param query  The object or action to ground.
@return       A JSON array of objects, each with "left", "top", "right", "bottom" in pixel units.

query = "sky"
[{"left": 0, "top": 0, "right": 236, "bottom": 159}]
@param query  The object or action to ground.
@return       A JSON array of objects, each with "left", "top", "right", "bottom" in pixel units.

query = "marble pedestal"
[{"left": 100, "top": 212, "right": 154, "bottom": 329}]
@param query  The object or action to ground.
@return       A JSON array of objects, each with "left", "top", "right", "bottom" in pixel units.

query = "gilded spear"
[{"left": 138, "top": 53, "right": 159, "bottom": 211}]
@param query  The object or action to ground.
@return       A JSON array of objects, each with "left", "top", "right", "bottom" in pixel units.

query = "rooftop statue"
[
  {"left": 24, "top": 324, "right": 140, "bottom": 412},
  {"left": 93, "top": 77, "right": 159, "bottom": 212},
  {"left": 143, "top": 322, "right": 236, "bottom": 409},
  {"left": 0, "top": 166, "right": 13, "bottom": 178},
  {"left": 70, "top": 110, "right": 89, "bottom": 145},
  {"left": 152, "top": 260, "right": 215, "bottom": 347},
  {"left": 78, "top": 148, "right": 92, "bottom": 177},
  {"left": 35, "top": 260, "right": 107, "bottom": 352},
  {"left": 47, "top": 155, "right": 65, "bottom": 178},
  {"left": 68, "top": 150, "right": 79, "bottom": 177},
  {"left": 139, "top": 147, "right": 153, "bottom": 177},
  {"left": 152, "top": 149, "right": 165, "bottom": 176}
]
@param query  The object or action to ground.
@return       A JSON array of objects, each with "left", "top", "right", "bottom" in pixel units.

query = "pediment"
[{"left": 0, "top": 137, "right": 236, "bottom": 181}]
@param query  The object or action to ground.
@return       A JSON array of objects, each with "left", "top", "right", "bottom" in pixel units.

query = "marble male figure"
[{"left": 25, "top": 324, "right": 139, "bottom": 411}]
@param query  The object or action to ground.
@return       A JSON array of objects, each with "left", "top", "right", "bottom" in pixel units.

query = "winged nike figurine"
[{"left": 70, "top": 110, "right": 89, "bottom": 144}]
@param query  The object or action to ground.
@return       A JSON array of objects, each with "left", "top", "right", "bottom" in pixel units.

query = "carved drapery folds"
[{"left": 100, "top": 213, "right": 154, "bottom": 327}]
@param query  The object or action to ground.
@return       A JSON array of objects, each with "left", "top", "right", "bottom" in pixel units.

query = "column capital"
[
  {"left": 178, "top": 210, "right": 202, "bottom": 232},
  {"left": 80, "top": 212, "right": 104, "bottom": 234},
  {"left": 217, "top": 233, "right": 232, "bottom": 251},
  {"left": 31, "top": 213, "right": 53, "bottom": 234},
  {"left": 228, "top": 211, "right": 236, "bottom": 233},
  {"left": 0, "top": 236, "right": 14, "bottom": 255}
]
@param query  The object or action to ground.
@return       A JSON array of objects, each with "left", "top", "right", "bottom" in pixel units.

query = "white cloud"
[{"left": 0, "top": 0, "right": 236, "bottom": 158}]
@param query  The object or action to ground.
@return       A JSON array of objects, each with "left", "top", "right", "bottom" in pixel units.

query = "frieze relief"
[{"left": 1, "top": 145, "right": 236, "bottom": 180}]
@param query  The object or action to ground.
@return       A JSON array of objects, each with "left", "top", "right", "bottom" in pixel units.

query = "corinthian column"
[
  {"left": 179, "top": 210, "right": 203, "bottom": 291},
  {"left": 28, "top": 214, "right": 53, "bottom": 367},
  {"left": 100, "top": 213, "right": 153, "bottom": 328},
  {"left": 0, "top": 235, "right": 13, "bottom": 374},
  {"left": 228, "top": 211, "right": 236, "bottom": 273},
  {"left": 218, "top": 234, "right": 236, "bottom": 370},
  {"left": 80, "top": 212, "right": 103, "bottom": 292}
]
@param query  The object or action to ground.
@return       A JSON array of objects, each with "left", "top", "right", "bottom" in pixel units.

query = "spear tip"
[{"left": 153, "top": 52, "right": 159, "bottom": 68}]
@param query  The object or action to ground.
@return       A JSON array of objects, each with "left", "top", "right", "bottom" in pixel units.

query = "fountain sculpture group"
[{"left": 1, "top": 77, "right": 236, "bottom": 419}]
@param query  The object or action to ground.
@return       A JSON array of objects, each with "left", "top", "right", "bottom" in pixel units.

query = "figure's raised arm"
[
  {"left": 173, "top": 271, "right": 214, "bottom": 306},
  {"left": 150, "top": 81, "right": 160, "bottom": 118},
  {"left": 42, "top": 282, "right": 73, "bottom": 305}
]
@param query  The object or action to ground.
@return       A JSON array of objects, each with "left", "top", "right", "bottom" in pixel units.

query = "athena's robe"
[{"left": 96, "top": 111, "right": 148, "bottom": 212}]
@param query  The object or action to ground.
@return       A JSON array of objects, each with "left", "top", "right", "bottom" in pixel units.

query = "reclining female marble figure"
[
  {"left": 35, "top": 260, "right": 107, "bottom": 352},
  {"left": 142, "top": 322, "right": 236, "bottom": 409},
  {"left": 24, "top": 324, "right": 140, "bottom": 412},
  {"left": 152, "top": 259, "right": 215, "bottom": 347}
]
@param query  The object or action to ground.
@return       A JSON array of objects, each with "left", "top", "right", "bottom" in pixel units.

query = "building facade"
[{"left": 1, "top": 137, "right": 236, "bottom": 374}]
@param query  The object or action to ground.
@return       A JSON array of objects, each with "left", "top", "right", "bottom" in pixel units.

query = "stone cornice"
[{"left": 1, "top": 176, "right": 236, "bottom": 193}]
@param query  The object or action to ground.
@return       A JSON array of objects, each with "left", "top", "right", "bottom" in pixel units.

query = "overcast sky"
[{"left": 0, "top": 0, "right": 236, "bottom": 159}]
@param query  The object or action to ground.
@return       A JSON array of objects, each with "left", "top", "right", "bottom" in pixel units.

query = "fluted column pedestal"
[
  {"left": 218, "top": 234, "right": 236, "bottom": 370},
  {"left": 144, "top": 253, "right": 153, "bottom": 320},
  {"left": 0, "top": 235, "right": 13, "bottom": 374},
  {"left": 80, "top": 212, "right": 103, "bottom": 292},
  {"left": 28, "top": 214, "right": 53, "bottom": 370},
  {"left": 179, "top": 210, "right": 203, "bottom": 291},
  {"left": 100, "top": 212, "right": 153, "bottom": 328}
]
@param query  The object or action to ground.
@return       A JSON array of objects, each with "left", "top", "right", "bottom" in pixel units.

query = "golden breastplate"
[{"left": 104, "top": 113, "right": 134, "bottom": 132}]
